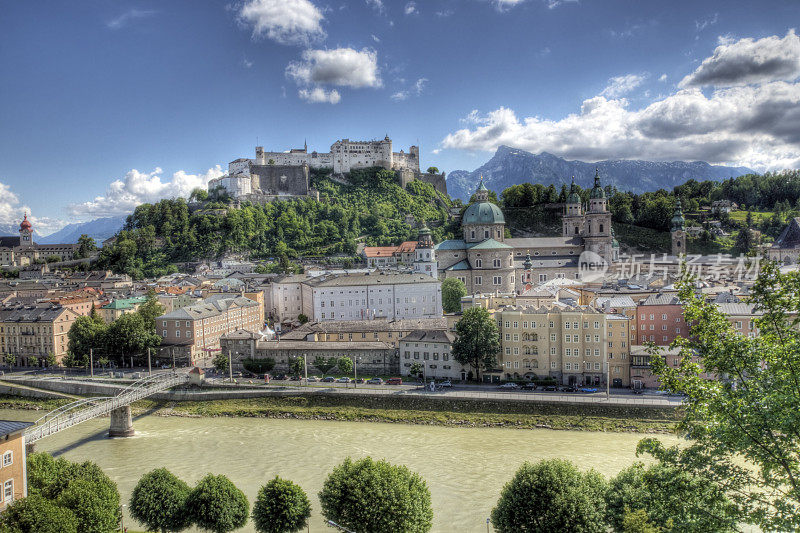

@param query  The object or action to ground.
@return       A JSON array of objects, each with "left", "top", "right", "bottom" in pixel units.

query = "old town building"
[
  {"left": 0, "top": 304, "right": 79, "bottom": 366},
  {"left": 0, "top": 420, "right": 33, "bottom": 510},
  {"left": 0, "top": 216, "right": 79, "bottom": 267}
]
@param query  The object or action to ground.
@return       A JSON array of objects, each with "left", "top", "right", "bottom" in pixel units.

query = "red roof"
[{"left": 19, "top": 215, "right": 31, "bottom": 231}]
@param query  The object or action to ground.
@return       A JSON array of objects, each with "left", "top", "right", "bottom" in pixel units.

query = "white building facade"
[{"left": 307, "top": 272, "right": 441, "bottom": 322}]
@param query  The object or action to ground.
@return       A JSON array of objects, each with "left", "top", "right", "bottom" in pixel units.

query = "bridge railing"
[{"left": 25, "top": 372, "right": 189, "bottom": 443}]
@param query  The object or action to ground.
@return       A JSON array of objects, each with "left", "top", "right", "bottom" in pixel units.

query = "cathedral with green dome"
[{"left": 435, "top": 173, "right": 616, "bottom": 294}]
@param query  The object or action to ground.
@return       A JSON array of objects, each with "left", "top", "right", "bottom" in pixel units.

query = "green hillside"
[{"left": 97, "top": 167, "right": 456, "bottom": 279}]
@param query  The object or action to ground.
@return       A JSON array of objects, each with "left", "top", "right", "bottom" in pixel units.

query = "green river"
[{"left": 1, "top": 409, "right": 679, "bottom": 532}]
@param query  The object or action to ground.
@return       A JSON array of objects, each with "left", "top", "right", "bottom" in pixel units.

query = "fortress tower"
[{"left": 671, "top": 199, "right": 686, "bottom": 256}]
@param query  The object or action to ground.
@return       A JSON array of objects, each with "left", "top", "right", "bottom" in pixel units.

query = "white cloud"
[
  {"left": 390, "top": 77, "right": 427, "bottom": 102},
  {"left": 286, "top": 47, "right": 381, "bottom": 88},
  {"left": 405, "top": 2, "right": 417, "bottom": 15},
  {"left": 366, "top": 0, "right": 384, "bottom": 13},
  {"left": 371, "top": 34, "right": 380, "bottom": 43},
  {"left": 242, "top": 57, "right": 254, "bottom": 69},
  {"left": 238, "top": 0, "right": 325, "bottom": 45},
  {"left": 680, "top": 30, "right": 800, "bottom": 88},
  {"left": 107, "top": 9, "right": 155, "bottom": 29},
  {"left": 493, "top": 0, "right": 526, "bottom": 10},
  {"left": 600, "top": 73, "right": 647, "bottom": 98},
  {"left": 431, "top": 149, "right": 441, "bottom": 155},
  {"left": 441, "top": 81, "right": 800, "bottom": 171},
  {"left": 694, "top": 13, "right": 718, "bottom": 32},
  {"left": 69, "top": 166, "right": 224, "bottom": 218},
  {"left": 659, "top": 73, "right": 667, "bottom": 82},
  {"left": 0, "top": 182, "right": 66, "bottom": 236},
  {"left": 545, "top": 0, "right": 578, "bottom": 9},
  {"left": 441, "top": 32, "right": 800, "bottom": 171},
  {"left": 299, "top": 87, "right": 341, "bottom": 104},
  {"left": 436, "top": 9, "right": 454, "bottom": 17}
]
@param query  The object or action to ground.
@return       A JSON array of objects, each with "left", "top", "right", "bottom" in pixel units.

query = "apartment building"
[
  {"left": 157, "top": 295, "right": 261, "bottom": 366},
  {"left": 493, "top": 305, "right": 608, "bottom": 386},
  {"left": 0, "top": 420, "right": 33, "bottom": 510},
  {"left": 636, "top": 293, "right": 686, "bottom": 345},
  {"left": 606, "top": 314, "right": 631, "bottom": 387},
  {"left": 307, "top": 272, "right": 441, "bottom": 322},
  {"left": 284, "top": 318, "right": 447, "bottom": 349},
  {"left": 100, "top": 296, "right": 148, "bottom": 323},
  {"left": 399, "top": 330, "right": 465, "bottom": 380},
  {"left": 0, "top": 304, "right": 79, "bottom": 366}
]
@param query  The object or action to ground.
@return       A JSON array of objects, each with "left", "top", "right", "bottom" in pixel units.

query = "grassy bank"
[
  {"left": 0, "top": 393, "right": 681, "bottom": 433},
  {"left": 136, "top": 394, "right": 681, "bottom": 433}
]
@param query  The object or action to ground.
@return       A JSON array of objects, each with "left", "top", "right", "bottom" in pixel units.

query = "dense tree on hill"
[
  {"left": 75, "top": 234, "right": 97, "bottom": 259},
  {"left": 97, "top": 167, "right": 454, "bottom": 278}
]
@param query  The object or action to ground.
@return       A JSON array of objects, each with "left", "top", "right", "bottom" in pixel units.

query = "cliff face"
[{"left": 447, "top": 146, "right": 754, "bottom": 200}]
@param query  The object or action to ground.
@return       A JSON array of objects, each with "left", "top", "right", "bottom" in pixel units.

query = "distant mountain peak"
[{"left": 446, "top": 147, "right": 754, "bottom": 200}]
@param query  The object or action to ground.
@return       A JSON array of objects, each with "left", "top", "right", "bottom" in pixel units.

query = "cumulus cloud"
[
  {"left": 440, "top": 32, "right": 800, "bottom": 171},
  {"left": 286, "top": 47, "right": 381, "bottom": 90},
  {"left": 69, "top": 166, "right": 224, "bottom": 218},
  {"left": 238, "top": 0, "right": 325, "bottom": 45},
  {"left": 299, "top": 87, "right": 341, "bottom": 104},
  {"left": 405, "top": 2, "right": 417, "bottom": 15},
  {"left": 441, "top": 81, "right": 800, "bottom": 170},
  {"left": 0, "top": 182, "right": 67, "bottom": 236},
  {"left": 107, "top": 9, "right": 156, "bottom": 29},
  {"left": 680, "top": 30, "right": 800, "bottom": 87},
  {"left": 545, "top": 0, "right": 579, "bottom": 9},
  {"left": 493, "top": 0, "right": 526, "bottom": 10},
  {"left": 600, "top": 73, "right": 647, "bottom": 98}
]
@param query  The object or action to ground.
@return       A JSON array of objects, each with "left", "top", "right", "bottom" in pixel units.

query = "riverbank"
[
  {"left": 0, "top": 393, "right": 681, "bottom": 433},
  {"left": 138, "top": 394, "right": 681, "bottom": 433}
]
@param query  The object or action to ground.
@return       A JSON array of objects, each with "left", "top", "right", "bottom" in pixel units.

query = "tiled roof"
[
  {"left": 639, "top": 293, "right": 681, "bottom": 306},
  {"left": 445, "top": 260, "right": 472, "bottom": 271},
  {"left": 296, "top": 317, "right": 447, "bottom": 333},
  {"left": 400, "top": 329, "right": 454, "bottom": 343},
  {"left": 157, "top": 296, "right": 258, "bottom": 320},
  {"left": 506, "top": 236, "right": 584, "bottom": 248},
  {"left": 305, "top": 272, "right": 438, "bottom": 287},
  {"left": 468, "top": 238, "right": 512, "bottom": 250},
  {"left": 0, "top": 420, "right": 33, "bottom": 437},
  {"left": 434, "top": 239, "right": 468, "bottom": 251},
  {"left": 715, "top": 303, "right": 763, "bottom": 316}
]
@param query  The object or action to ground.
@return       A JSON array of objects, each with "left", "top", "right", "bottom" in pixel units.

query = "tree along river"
[{"left": 2, "top": 409, "right": 680, "bottom": 532}]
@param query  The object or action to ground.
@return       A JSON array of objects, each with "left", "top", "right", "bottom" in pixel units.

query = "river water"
[{"left": 2, "top": 409, "right": 679, "bottom": 532}]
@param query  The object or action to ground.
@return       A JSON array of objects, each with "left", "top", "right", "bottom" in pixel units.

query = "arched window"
[
  {"left": 575, "top": 226, "right": 579, "bottom": 235},
  {"left": 599, "top": 223, "right": 604, "bottom": 233}
]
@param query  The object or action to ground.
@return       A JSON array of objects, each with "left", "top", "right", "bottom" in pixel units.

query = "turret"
[
  {"left": 671, "top": 199, "right": 686, "bottom": 256},
  {"left": 588, "top": 168, "right": 607, "bottom": 213},
  {"left": 19, "top": 213, "right": 33, "bottom": 248},
  {"left": 413, "top": 222, "right": 437, "bottom": 277}
]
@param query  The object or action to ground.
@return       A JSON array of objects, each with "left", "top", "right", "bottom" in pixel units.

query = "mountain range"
[
  {"left": 446, "top": 146, "right": 755, "bottom": 200},
  {"left": 37, "top": 216, "right": 127, "bottom": 245}
]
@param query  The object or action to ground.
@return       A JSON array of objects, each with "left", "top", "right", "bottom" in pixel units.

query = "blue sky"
[{"left": 1, "top": 0, "right": 799, "bottom": 234}]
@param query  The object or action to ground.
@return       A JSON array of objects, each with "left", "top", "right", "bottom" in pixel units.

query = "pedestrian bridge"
[{"left": 25, "top": 372, "right": 189, "bottom": 443}]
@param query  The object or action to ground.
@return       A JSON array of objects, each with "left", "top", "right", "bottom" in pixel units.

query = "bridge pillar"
[{"left": 108, "top": 406, "right": 134, "bottom": 438}]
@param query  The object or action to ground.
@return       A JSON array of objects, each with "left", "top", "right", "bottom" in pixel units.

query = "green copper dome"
[
  {"left": 462, "top": 201, "right": 505, "bottom": 225},
  {"left": 611, "top": 227, "right": 620, "bottom": 248},
  {"left": 566, "top": 177, "right": 581, "bottom": 204},
  {"left": 590, "top": 169, "right": 606, "bottom": 199}
]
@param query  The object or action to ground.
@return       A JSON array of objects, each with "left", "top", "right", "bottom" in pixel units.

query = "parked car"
[
  {"left": 306, "top": 376, "right": 319, "bottom": 382},
  {"left": 631, "top": 388, "right": 644, "bottom": 394},
  {"left": 579, "top": 387, "right": 598, "bottom": 393},
  {"left": 366, "top": 377, "right": 383, "bottom": 385},
  {"left": 522, "top": 382, "right": 537, "bottom": 390},
  {"left": 498, "top": 382, "right": 519, "bottom": 390},
  {"left": 336, "top": 377, "right": 351, "bottom": 383},
  {"left": 559, "top": 385, "right": 578, "bottom": 392},
  {"left": 289, "top": 375, "right": 301, "bottom": 381},
  {"left": 273, "top": 374, "right": 287, "bottom": 380},
  {"left": 439, "top": 379, "right": 453, "bottom": 388},
  {"left": 386, "top": 377, "right": 403, "bottom": 385},
  {"left": 353, "top": 378, "right": 365, "bottom": 384},
  {"left": 321, "top": 376, "right": 336, "bottom": 383},
  {"left": 542, "top": 384, "right": 558, "bottom": 391}
]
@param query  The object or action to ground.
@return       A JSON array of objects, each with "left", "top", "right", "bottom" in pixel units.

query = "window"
[
  {"left": 476, "top": 259, "right": 482, "bottom": 268},
  {"left": 3, "top": 480, "right": 11, "bottom": 503},
  {"left": 493, "top": 276, "right": 502, "bottom": 285},
  {"left": 551, "top": 361, "right": 557, "bottom": 369},
  {"left": 475, "top": 276, "right": 482, "bottom": 285},
  {"left": 2, "top": 452, "right": 10, "bottom": 467}
]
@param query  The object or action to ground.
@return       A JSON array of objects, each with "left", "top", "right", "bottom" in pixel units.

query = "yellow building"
[
  {"left": 0, "top": 420, "right": 33, "bottom": 510},
  {"left": 494, "top": 305, "right": 609, "bottom": 386},
  {"left": 606, "top": 314, "right": 631, "bottom": 387},
  {"left": 0, "top": 305, "right": 79, "bottom": 366}
]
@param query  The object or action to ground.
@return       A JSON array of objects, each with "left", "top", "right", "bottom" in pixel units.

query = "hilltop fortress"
[{"left": 207, "top": 136, "right": 447, "bottom": 203}]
